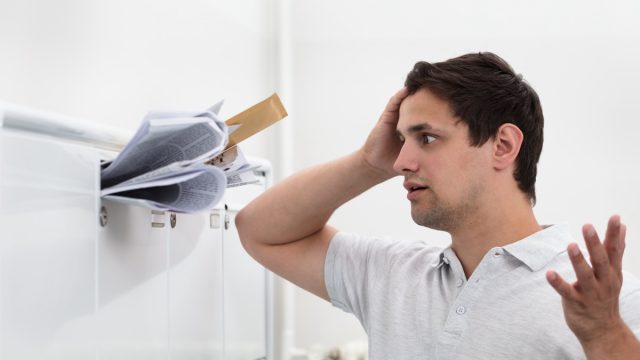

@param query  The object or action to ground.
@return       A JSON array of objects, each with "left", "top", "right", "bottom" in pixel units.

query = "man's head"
[
  {"left": 404, "top": 52, "right": 544, "bottom": 203},
  {"left": 395, "top": 52, "right": 544, "bottom": 231}
]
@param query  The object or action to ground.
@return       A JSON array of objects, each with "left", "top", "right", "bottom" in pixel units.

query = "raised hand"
[
  {"left": 360, "top": 87, "right": 409, "bottom": 178},
  {"left": 546, "top": 215, "right": 640, "bottom": 359}
]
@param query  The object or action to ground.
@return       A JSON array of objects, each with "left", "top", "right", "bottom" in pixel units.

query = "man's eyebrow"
[{"left": 396, "top": 122, "right": 438, "bottom": 136}]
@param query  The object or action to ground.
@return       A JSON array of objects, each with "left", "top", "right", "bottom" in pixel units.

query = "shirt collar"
[
  {"left": 503, "top": 224, "right": 573, "bottom": 271},
  {"left": 433, "top": 246, "right": 457, "bottom": 269},
  {"left": 432, "top": 224, "right": 574, "bottom": 272}
]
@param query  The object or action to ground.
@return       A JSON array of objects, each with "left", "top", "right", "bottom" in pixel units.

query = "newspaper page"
[
  {"left": 99, "top": 94, "right": 287, "bottom": 213},
  {"left": 101, "top": 109, "right": 227, "bottom": 188},
  {"left": 100, "top": 105, "right": 228, "bottom": 213},
  {"left": 103, "top": 165, "right": 226, "bottom": 213},
  {"left": 208, "top": 146, "right": 261, "bottom": 187}
]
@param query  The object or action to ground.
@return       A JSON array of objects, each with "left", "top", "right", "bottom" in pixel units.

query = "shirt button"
[
  {"left": 456, "top": 306, "right": 466, "bottom": 315},
  {"left": 456, "top": 279, "right": 464, "bottom": 287}
]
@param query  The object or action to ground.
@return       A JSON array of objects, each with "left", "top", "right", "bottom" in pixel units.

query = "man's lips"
[
  {"left": 404, "top": 181, "right": 430, "bottom": 200},
  {"left": 403, "top": 181, "right": 429, "bottom": 192}
]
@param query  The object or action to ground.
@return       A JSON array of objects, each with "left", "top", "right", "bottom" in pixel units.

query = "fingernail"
[{"left": 569, "top": 246, "right": 580, "bottom": 257}]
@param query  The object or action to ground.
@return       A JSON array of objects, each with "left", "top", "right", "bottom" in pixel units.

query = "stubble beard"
[{"left": 410, "top": 182, "right": 483, "bottom": 233}]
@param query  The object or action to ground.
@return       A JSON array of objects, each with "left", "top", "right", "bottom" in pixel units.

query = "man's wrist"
[
  {"left": 581, "top": 320, "right": 640, "bottom": 360},
  {"left": 351, "top": 150, "right": 396, "bottom": 185}
]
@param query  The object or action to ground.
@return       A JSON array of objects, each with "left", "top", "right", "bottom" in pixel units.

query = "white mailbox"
[{"left": 0, "top": 103, "right": 272, "bottom": 360}]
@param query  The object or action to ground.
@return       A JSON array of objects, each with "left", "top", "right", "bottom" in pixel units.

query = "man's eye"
[{"left": 422, "top": 134, "right": 436, "bottom": 144}]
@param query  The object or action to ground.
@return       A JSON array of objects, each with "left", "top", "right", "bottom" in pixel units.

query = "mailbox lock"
[
  {"left": 99, "top": 206, "right": 108, "bottom": 227},
  {"left": 223, "top": 204, "right": 230, "bottom": 230},
  {"left": 170, "top": 213, "right": 177, "bottom": 228}
]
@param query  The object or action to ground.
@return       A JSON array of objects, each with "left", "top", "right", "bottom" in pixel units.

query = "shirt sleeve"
[{"left": 324, "top": 231, "right": 405, "bottom": 325}]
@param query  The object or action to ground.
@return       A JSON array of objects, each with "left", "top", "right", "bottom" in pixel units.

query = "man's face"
[{"left": 394, "top": 88, "right": 493, "bottom": 232}]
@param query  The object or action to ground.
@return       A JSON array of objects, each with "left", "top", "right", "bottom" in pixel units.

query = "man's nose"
[{"left": 392, "top": 143, "right": 419, "bottom": 174}]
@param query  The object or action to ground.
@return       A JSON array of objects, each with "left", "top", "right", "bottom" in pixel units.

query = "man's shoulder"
[{"left": 331, "top": 231, "right": 445, "bottom": 264}]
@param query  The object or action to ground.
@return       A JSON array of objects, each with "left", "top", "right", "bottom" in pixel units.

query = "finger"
[
  {"left": 546, "top": 270, "right": 579, "bottom": 301},
  {"left": 567, "top": 243, "right": 597, "bottom": 292},
  {"left": 603, "top": 215, "right": 624, "bottom": 272},
  {"left": 611, "top": 223, "right": 627, "bottom": 273},
  {"left": 582, "top": 224, "right": 610, "bottom": 281},
  {"left": 384, "top": 87, "right": 409, "bottom": 113}
]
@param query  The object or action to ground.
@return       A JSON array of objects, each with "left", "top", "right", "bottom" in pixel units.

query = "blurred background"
[{"left": 1, "top": 0, "right": 639, "bottom": 358}]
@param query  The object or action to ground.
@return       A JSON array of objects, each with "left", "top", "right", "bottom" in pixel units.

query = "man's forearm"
[{"left": 236, "top": 150, "right": 392, "bottom": 246}]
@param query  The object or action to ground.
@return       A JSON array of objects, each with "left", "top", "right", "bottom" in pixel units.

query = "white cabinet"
[
  {"left": 96, "top": 202, "right": 172, "bottom": 359},
  {"left": 0, "top": 131, "right": 99, "bottom": 360},
  {"left": 0, "top": 108, "right": 271, "bottom": 360},
  {"left": 168, "top": 209, "right": 224, "bottom": 359},
  {"left": 223, "top": 184, "right": 270, "bottom": 360}
]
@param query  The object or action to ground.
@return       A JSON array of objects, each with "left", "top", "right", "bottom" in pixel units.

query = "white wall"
[
  {"left": 0, "top": 0, "right": 282, "bottom": 162},
  {"left": 290, "top": 0, "right": 640, "bottom": 352}
]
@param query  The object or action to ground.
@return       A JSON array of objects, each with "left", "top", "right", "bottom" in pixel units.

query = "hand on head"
[{"left": 359, "top": 87, "right": 410, "bottom": 179}]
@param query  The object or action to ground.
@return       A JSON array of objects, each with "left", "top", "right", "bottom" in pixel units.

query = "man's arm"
[
  {"left": 235, "top": 88, "right": 409, "bottom": 301},
  {"left": 546, "top": 215, "right": 640, "bottom": 359}
]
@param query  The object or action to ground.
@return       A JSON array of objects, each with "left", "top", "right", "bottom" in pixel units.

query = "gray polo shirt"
[{"left": 324, "top": 225, "right": 640, "bottom": 359}]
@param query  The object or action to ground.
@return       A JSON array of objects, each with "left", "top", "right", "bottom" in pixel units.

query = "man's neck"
[{"left": 449, "top": 202, "right": 541, "bottom": 279}]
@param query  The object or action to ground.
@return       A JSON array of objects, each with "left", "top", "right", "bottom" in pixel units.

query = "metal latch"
[
  {"left": 151, "top": 210, "right": 165, "bottom": 228},
  {"left": 210, "top": 210, "right": 221, "bottom": 229}
]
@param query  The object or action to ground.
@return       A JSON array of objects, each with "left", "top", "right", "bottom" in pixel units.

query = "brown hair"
[{"left": 404, "top": 52, "right": 544, "bottom": 205}]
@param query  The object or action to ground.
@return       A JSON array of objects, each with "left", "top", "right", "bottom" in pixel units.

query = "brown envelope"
[{"left": 224, "top": 93, "right": 288, "bottom": 151}]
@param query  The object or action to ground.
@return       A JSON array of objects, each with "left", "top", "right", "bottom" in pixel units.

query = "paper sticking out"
[
  {"left": 224, "top": 93, "right": 288, "bottom": 150},
  {"left": 99, "top": 93, "right": 287, "bottom": 213}
]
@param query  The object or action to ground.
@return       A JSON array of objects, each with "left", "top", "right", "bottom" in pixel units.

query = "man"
[{"left": 236, "top": 52, "right": 640, "bottom": 359}]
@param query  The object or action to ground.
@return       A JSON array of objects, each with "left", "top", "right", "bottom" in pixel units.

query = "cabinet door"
[
  {"left": 223, "top": 183, "right": 268, "bottom": 360},
  {"left": 0, "top": 132, "right": 99, "bottom": 360},
  {"left": 96, "top": 203, "right": 170, "bottom": 359},
  {"left": 168, "top": 210, "right": 224, "bottom": 359}
]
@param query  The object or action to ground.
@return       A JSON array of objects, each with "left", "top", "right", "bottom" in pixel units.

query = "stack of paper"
[{"left": 100, "top": 94, "right": 287, "bottom": 213}]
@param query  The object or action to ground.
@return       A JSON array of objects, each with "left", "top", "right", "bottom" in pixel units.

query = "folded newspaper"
[{"left": 100, "top": 94, "right": 287, "bottom": 213}]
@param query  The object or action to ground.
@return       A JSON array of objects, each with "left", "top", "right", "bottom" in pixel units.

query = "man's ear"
[{"left": 493, "top": 123, "right": 523, "bottom": 171}]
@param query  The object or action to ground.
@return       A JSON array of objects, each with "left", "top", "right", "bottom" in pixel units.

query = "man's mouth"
[
  {"left": 405, "top": 183, "right": 430, "bottom": 200},
  {"left": 408, "top": 185, "right": 429, "bottom": 193},
  {"left": 404, "top": 180, "right": 429, "bottom": 192}
]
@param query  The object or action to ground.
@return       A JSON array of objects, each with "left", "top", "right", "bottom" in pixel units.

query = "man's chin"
[
  {"left": 411, "top": 208, "right": 449, "bottom": 231},
  {"left": 411, "top": 209, "right": 432, "bottom": 228}
]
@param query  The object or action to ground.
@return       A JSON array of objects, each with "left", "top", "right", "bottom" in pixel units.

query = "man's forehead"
[
  {"left": 396, "top": 113, "right": 454, "bottom": 136},
  {"left": 397, "top": 92, "right": 460, "bottom": 134}
]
